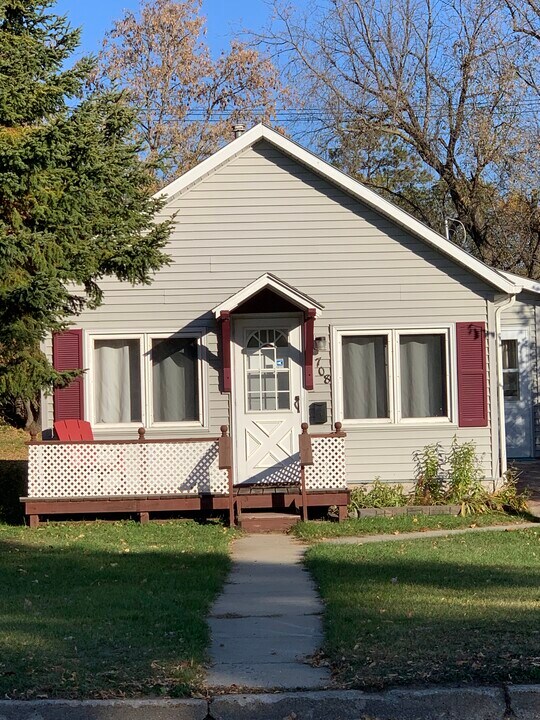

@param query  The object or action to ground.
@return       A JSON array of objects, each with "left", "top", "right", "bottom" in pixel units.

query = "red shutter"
[
  {"left": 456, "top": 322, "right": 487, "bottom": 427},
  {"left": 53, "top": 329, "right": 84, "bottom": 421}
]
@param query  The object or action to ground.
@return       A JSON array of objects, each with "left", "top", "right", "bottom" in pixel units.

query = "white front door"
[
  {"left": 502, "top": 329, "right": 533, "bottom": 458},
  {"left": 233, "top": 317, "right": 303, "bottom": 485}
]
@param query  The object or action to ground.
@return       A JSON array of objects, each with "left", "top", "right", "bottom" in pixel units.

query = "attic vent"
[{"left": 233, "top": 123, "right": 246, "bottom": 138}]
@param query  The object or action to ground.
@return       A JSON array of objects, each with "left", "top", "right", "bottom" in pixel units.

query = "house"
[
  {"left": 499, "top": 272, "right": 540, "bottom": 460},
  {"left": 24, "top": 124, "right": 524, "bottom": 525}
]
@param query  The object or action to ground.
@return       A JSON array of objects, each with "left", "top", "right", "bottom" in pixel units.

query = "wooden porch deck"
[
  {"left": 21, "top": 423, "right": 350, "bottom": 527},
  {"left": 21, "top": 486, "right": 349, "bottom": 527}
]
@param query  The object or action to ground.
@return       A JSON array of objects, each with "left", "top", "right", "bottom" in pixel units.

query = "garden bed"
[{"left": 352, "top": 503, "right": 461, "bottom": 517}]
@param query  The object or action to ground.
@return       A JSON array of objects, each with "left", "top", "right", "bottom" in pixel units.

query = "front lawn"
[
  {"left": 306, "top": 528, "right": 540, "bottom": 688},
  {"left": 0, "top": 520, "right": 233, "bottom": 698},
  {"left": 0, "top": 423, "right": 28, "bottom": 524},
  {"left": 292, "top": 511, "right": 532, "bottom": 541}
]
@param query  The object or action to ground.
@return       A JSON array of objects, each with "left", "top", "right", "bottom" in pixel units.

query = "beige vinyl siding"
[{"left": 46, "top": 139, "right": 498, "bottom": 481}]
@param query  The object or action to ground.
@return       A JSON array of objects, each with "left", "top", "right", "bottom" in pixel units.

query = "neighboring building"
[
  {"left": 500, "top": 273, "right": 540, "bottom": 460},
  {"left": 31, "top": 124, "right": 524, "bottom": 524}
]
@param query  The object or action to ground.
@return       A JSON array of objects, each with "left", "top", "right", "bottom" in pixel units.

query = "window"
[
  {"left": 151, "top": 337, "right": 199, "bottom": 422},
  {"left": 245, "top": 329, "right": 291, "bottom": 411},
  {"left": 399, "top": 334, "right": 447, "bottom": 418},
  {"left": 502, "top": 339, "right": 520, "bottom": 399},
  {"left": 90, "top": 333, "right": 203, "bottom": 426},
  {"left": 94, "top": 339, "right": 142, "bottom": 424},
  {"left": 337, "top": 328, "right": 452, "bottom": 424},
  {"left": 342, "top": 335, "right": 389, "bottom": 419}
]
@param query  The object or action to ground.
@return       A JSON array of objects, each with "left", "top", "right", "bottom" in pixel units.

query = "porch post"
[
  {"left": 219, "top": 310, "right": 232, "bottom": 393},
  {"left": 299, "top": 422, "right": 314, "bottom": 521},
  {"left": 219, "top": 425, "right": 235, "bottom": 527},
  {"left": 304, "top": 309, "right": 316, "bottom": 391}
]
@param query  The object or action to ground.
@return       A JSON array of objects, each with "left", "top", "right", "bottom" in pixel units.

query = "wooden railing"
[
  {"left": 218, "top": 424, "right": 234, "bottom": 527},
  {"left": 299, "top": 421, "right": 348, "bottom": 520},
  {"left": 27, "top": 427, "right": 232, "bottom": 501}
]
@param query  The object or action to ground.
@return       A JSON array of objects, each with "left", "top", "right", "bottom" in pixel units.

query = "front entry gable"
[
  {"left": 213, "top": 274, "right": 322, "bottom": 394},
  {"left": 212, "top": 273, "right": 324, "bottom": 319}
]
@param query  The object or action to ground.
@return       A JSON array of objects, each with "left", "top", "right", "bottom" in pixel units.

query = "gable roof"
[
  {"left": 156, "top": 124, "right": 520, "bottom": 295},
  {"left": 212, "top": 273, "right": 324, "bottom": 318}
]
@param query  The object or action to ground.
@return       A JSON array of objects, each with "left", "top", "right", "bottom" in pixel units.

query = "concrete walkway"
[
  {"left": 322, "top": 521, "right": 539, "bottom": 545},
  {"left": 205, "top": 534, "right": 331, "bottom": 690}
]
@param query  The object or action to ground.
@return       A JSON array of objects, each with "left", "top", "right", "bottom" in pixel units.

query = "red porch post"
[{"left": 304, "top": 309, "right": 316, "bottom": 391}]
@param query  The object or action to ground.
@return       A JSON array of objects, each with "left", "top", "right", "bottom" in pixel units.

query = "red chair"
[{"left": 54, "top": 419, "right": 94, "bottom": 441}]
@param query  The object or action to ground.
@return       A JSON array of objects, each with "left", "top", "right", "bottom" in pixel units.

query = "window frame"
[
  {"left": 336, "top": 329, "right": 394, "bottom": 425},
  {"left": 501, "top": 338, "right": 521, "bottom": 401},
  {"left": 395, "top": 328, "right": 453, "bottom": 424},
  {"left": 147, "top": 332, "right": 206, "bottom": 428},
  {"left": 85, "top": 330, "right": 207, "bottom": 430},
  {"left": 333, "top": 325, "right": 457, "bottom": 427}
]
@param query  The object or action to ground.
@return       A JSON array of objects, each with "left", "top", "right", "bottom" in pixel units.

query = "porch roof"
[{"left": 212, "top": 273, "right": 324, "bottom": 318}]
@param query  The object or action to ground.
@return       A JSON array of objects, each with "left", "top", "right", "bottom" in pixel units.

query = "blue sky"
[{"left": 55, "top": 0, "right": 273, "bottom": 58}]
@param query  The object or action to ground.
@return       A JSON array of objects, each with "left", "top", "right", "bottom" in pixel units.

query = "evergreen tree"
[{"left": 0, "top": 0, "right": 171, "bottom": 427}]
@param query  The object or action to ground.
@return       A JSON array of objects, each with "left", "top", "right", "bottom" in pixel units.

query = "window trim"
[
  {"left": 395, "top": 328, "right": 453, "bottom": 424},
  {"left": 336, "top": 330, "right": 394, "bottom": 425},
  {"left": 147, "top": 332, "right": 206, "bottom": 428},
  {"left": 85, "top": 330, "right": 208, "bottom": 430},
  {"left": 501, "top": 338, "right": 521, "bottom": 401},
  {"left": 333, "top": 325, "right": 457, "bottom": 427}
]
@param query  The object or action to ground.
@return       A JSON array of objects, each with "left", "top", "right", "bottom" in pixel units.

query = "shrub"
[
  {"left": 488, "top": 467, "right": 529, "bottom": 514},
  {"left": 411, "top": 443, "right": 445, "bottom": 504},
  {"left": 446, "top": 436, "right": 486, "bottom": 513},
  {"left": 410, "top": 438, "right": 529, "bottom": 516},
  {"left": 349, "top": 479, "right": 408, "bottom": 511}
]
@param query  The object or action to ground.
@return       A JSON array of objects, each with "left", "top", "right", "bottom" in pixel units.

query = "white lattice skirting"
[
  {"left": 28, "top": 441, "right": 230, "bottom": 498},
  {"left": 305, "top": 436, "right": 347, "bottom": 491},
  {"left": 28, "top": 435, "right": 347, "bottom": 499}
]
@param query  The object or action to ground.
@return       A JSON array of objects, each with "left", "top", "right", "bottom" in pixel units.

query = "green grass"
[
  {"left": 0, "top": 520, "right": 233, "bottom": 698},
  {"left": 291, "top": 511, "right": 532, "bottom": 541},
  {"left": 0, "top": 423, "right": 28, "bottom": 461},
  {"left": 305, "top": 528, "right": 540, "bottom": 689},
  {"left": 0, "top": 423, "right": 29, "bottom": 524}
]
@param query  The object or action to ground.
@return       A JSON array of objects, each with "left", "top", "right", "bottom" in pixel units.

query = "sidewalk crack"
[{"left": 502, "top": 683, "right": 516, "bottom": 718}]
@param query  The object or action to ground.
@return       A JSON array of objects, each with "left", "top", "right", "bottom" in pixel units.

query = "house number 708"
[{"left": 315, "top": 356, "right": 331, "bottom": 384}]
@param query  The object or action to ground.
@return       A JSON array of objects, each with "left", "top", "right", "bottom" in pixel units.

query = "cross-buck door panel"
[{"left": 234, "top": 319, "right": 303, "bottom": 485}]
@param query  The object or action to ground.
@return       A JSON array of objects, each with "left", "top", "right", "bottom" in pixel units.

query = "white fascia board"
[
  {"left": 212, "top": 273, "right": 324, "bottom": 318},
  {"left": 157, "top": 123, "right": 520, "bottom": 296},
  {"left": 500, "top": 270, "right": 534, "bottom": 295},
  {"left": 153, "top": 125, "right": 267, "bottom": 201}
]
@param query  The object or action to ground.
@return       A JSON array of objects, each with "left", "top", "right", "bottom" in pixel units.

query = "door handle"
[{"left": 294, "top": 395, "right": 300, "bottom": 413}]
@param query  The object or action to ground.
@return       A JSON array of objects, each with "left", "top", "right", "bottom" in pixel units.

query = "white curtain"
[
  {"left": 400, "top": 335, "right": 446, "bottom": 418},
  {"left": 342, "top": 336, "right": 388, "bottom": 419},
  {"left": 152, "top": 338, "right": 198, "bottom": 422},
  {"left": 94, "top": 339, "right": 142, "bottom": 423}
]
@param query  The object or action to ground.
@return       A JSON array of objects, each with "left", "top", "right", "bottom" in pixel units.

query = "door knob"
[{"left": 294, "top": 396, "right": 300, "bottom": 412}]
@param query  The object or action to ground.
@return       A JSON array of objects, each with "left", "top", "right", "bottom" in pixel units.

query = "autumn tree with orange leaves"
[{"left": 99, "top": 0, "right": 283, "bottom": 186}]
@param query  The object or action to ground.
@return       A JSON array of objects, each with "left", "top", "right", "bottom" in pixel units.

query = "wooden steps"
[{"left": 238, "top": 512, "right": 300, "bottom": 533}]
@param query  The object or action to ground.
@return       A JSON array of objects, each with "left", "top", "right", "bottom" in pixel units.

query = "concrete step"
[{"left": 239, "top": 512, "right": 300, "bottom": 533}]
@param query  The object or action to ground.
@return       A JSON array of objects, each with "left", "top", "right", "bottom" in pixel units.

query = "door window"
[{"left": 245, "top": 329, "right": 291, "bottom": 411}]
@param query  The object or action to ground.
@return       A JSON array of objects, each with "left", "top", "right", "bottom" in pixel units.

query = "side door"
[{"left": 502, "top": 329, "right": 533, "bottom": 458}]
